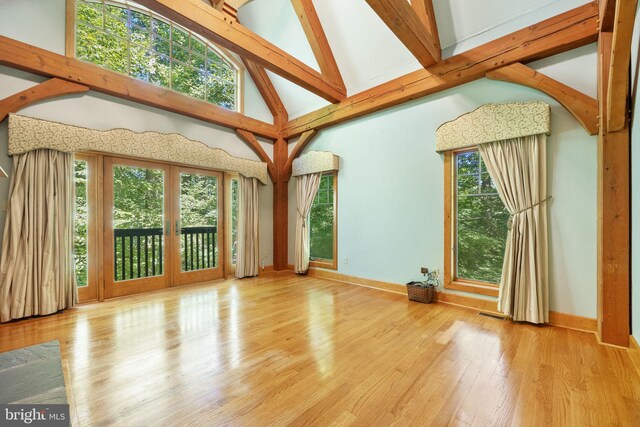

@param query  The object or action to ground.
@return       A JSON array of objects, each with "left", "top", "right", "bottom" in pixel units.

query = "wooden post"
[
  {"left": 597, "top": 30, "right": 631, "bottom": 347},
  {"left": 273, "top": 137, "right": 289, "bottom": 271}
]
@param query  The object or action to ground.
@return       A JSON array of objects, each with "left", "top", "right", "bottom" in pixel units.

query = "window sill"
[
  {"left": 445, "top": 280, "right": 499, "bottom": 297},
  {"left": 309, "top": 259, "right": 337, "bottom": 270}
]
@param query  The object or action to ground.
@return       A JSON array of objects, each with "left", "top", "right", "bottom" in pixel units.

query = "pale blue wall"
[
  {"left": 295, "top": 46, "right": 599, "bottom": 318},
  {"left": 0, "top": 0, "right": 275, "bottom": 266},
  {"left": 631, "top": 4, "right": 640, "bottom": 342}
]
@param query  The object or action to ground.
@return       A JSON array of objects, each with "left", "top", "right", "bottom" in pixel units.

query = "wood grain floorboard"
[{"left": 0, "top": 273, "right": 638, "bottom": 426}]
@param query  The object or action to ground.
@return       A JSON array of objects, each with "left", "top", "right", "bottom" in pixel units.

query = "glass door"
[
  {"left": 104, "top": 157, "right": 172, "bottom": 298},
  {"left": 171, "top": 167, "right": 224, "bottom": 286}
]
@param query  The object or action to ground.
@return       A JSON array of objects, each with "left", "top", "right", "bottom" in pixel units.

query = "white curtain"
[
  {"left": 0, "top": 149, "right": 77, "bottom": 322},
  {"left": 294, "top": 173, "right": 322, "bottom": 274},
  {"left": 236, "top": 175, "right": 259, "bottom": 278},
  {"left": 478, "top": 134, "right": 549, "bottom": 324}
]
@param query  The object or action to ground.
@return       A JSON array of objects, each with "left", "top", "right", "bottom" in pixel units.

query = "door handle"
[
  {"left": 165, "top": 220, "right": 170, "bottom": 236},
  {"left": 175, "top": 220, "right": 180, "bottom": 236}
]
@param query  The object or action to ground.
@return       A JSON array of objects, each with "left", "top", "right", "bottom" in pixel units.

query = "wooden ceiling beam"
[
  {"left": 606, "top": 0, "right": 638, "bottom": 132},
  {"left": 599, "top": 0, "right": 617, "bottom": 32},
  {"left": 283, "top": 2, "right": 599, "bottom": 138},
  {"left": 486, "top": 63, "right": 599, "bottom": 135},
  {"left": 0, "top": 78, "right": 89, "bottom": 122},
  {"left": 0, "top": 35, "right": 279, "bottom": 139},
  {"left": 283, "top": 129, "right": 318, "bottom": 182},
  {"left": 411, "top": 0, "right": 441, "bottom": 57},
  {"left": 235, "top": 129, "right": 276, "bottom": 181},
  {"left": 290, "top": 0, "right": 346, "bottom": 93},
  {"left": 135, "top": 0, "right": 346, "bottom": 103},
  {"left": 365, "top": 0, "right": 440, "bottom": 68},
  {"left": 242, "top": 59, "right": 287, "bottom": 123}
]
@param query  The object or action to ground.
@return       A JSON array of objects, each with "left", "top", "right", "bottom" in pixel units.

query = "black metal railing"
[
  {"left": 114, "top": 226, "right": 216, "bottom": 281},
  {"left": 180, "top": 226, "right": 217, "bottom": 272}
]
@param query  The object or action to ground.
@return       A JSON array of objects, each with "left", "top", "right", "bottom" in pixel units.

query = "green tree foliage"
[
  {"left": 76, "top": 0, "right": 237, "bottom": 110},
  {"left": 74, "top": 161, "right": 88, "bottom": 287},
  {"left": 456, "top": 151, "right": 509, "bottom": 284},
  {"left": 309, "top": 174, "right": 335, "bottom": 261}
]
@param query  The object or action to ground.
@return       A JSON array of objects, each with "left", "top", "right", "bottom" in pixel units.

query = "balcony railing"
[{"left": 114, "top": 226, "right": 217, "bottom": 281}]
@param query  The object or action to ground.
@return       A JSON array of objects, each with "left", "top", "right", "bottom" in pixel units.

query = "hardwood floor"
[{"left": 1, "top": 273, "right": 639, "bottom": 426}]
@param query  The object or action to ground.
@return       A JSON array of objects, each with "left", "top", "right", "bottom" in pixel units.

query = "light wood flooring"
[{"left": 1, "top": 273, "right": 639, "bottom": 426}]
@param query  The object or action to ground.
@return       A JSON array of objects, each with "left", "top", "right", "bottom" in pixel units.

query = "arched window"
[{"left": 73, "top": 0, "right": 241, "bottom": 111}]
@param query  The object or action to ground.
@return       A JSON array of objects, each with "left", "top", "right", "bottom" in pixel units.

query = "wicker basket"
[{"left": 406, "top": 282, "right": 434, "bottom": 304}]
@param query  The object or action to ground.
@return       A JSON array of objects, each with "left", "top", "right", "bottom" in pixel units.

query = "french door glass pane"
[
  {"left": 113, "top": 165, "right": 165, "bottom": 281},
  {"left": 180, "top": 173, "right": 218, "bottom": 271},
  {"left": 74, "top": 160, "right": 89, "bottom": 287}
]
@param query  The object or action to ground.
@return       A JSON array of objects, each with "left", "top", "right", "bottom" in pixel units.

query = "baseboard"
[
  {"left": 548, "top": 311, "right": 597, "bottom": 333},
  {"left": 306, "top": 268, "right": 407, "bottom": 295},
  {"left": 306, "top": 267, "right": 597, "bottom": 334},
  {"left": 629, "top": 336, "right": 640, "bottom": 377}
]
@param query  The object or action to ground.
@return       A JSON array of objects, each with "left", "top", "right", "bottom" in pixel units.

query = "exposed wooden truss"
[
  {"left": 365, "top": 0, "right": 440, "bottom": 68},
  {"left": 282, "top": 2, "right": 599, "bottom": 138},
  {"left": 290, "top": 0, "right": 346, "bottom": 93},
  {"left": 486, "top": 63, "right": 599, "bottom": 135},
  {"left": 283, "top": 130, "right": 318, "bottom": 182},
  {"left": 235, "top": 129, "right": 276, "bottom": 181},
  {"left": 0, "top": 78, "right": 89, "bottom": 122},
  {"left": 411, "top": 0, "right": 440, "bottom": 54},
  {"left": 135, "top": 0, "right": 346, "bottom": 103},
  {"left": 242, "top": 58, "right": 288, "bottom": 123},
  {"left": 0, "top": 36, "right": 278, "bottom": 139},
  {"left": 599, "top": 0, "right": 617, "bottom": 32},
  {"left": 606, "top": 0, "right": 638, "bottom": 132}
]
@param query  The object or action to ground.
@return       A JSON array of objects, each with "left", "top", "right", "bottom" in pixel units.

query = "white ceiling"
[{"left": 238, "top": 0, "right": 593, "bottom": 118}]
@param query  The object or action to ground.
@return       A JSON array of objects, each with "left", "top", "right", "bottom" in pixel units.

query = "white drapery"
[
  {"left": 478, "top": 134, "right": 549, "bottom": 323},
  {"left": 235, "top": 175, "right": 260, "bottom": 278},
  {"left": 294, "top": 173, "right": 322, "bottom": 274},
  {"left": 0, "top": 149, "right": 77, "bottom": 322}
]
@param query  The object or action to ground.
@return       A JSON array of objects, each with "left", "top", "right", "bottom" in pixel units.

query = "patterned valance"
[
  {"left": 435, "top": 101, "right": 551, "bottom": 152},
  {"left": 292, "top": 150, "right": 340, "bottom": 177},
  {"left": 8, "top": 114, "right": 269, "bottom": 184}
]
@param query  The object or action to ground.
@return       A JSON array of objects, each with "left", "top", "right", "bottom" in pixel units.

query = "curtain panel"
[
  {"left": 236, "top": 175, "right": 260, "bottom": 278},
  {"left": 478, "top": 134, "right": 549, "bottom": 323},
  {"left": 0, "top": 149, "right": 77, "bottom": 322},
  {"left": 294, "top": 173, "right": 322, "bottom": 274}
]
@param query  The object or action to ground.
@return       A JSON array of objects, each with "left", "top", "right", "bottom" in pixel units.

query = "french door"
[
  {"left": 102, "top": 157, "right": 224, "bottom": 299},
  {"left": 171, "top": 166, "right": 224, "bottom": 286}
]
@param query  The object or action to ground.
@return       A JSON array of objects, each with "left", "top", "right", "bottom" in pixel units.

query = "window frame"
[
  {"left": 308, "top": 171, "right": 338, "bottom": 271},
  {"left": 65, "top": 0, "right": 244, "bottom": 113},
  {"left": 444, "top": 148, "right": 500, "bottom": 297}
]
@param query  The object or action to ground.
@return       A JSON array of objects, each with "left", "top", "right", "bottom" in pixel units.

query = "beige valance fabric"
[
  {"left": 435, "top": 102, "right": 550, "bottom": 152},
  {"left": 8, "top": 114, "right": 269, "bottom": 184},
  {"left": 292, "top": 151, "right": 340, "bottom": 177}
]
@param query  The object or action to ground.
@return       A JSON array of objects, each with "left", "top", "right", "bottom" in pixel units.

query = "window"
[
  {"left": 444, "top": 149, "right": 509, "bottom": 296},
  {"left": 309, "top": 172, "right": 337, "bottom": 270},
  {"left": 73, "top": 0, "right": 241, "bottom": 110}
]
